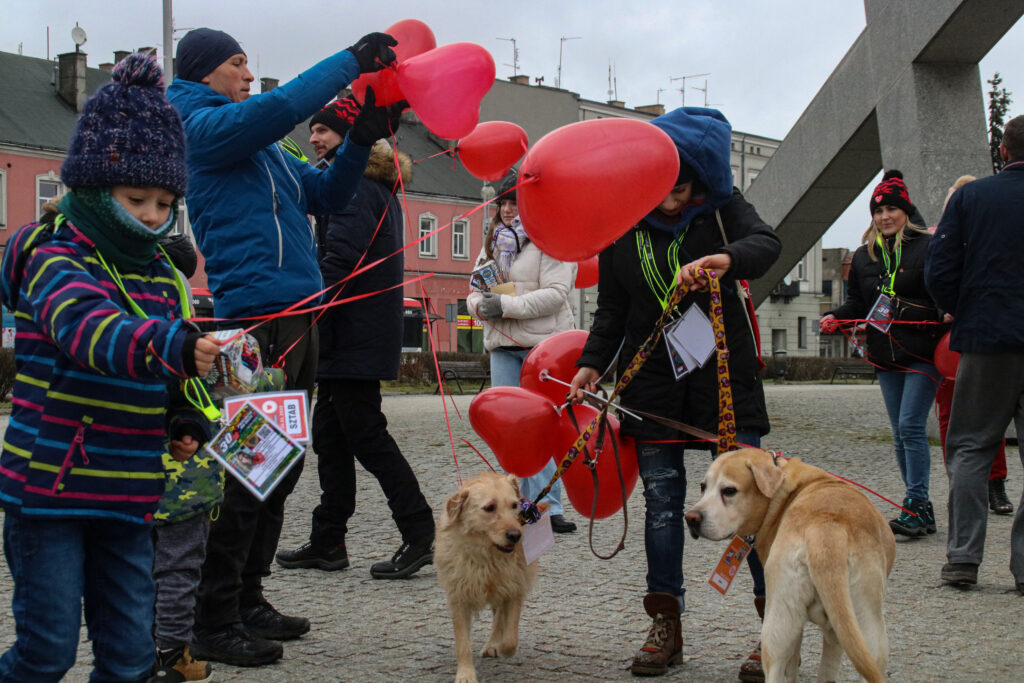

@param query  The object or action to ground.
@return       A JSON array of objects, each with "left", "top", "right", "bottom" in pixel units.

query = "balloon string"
[
  {"left": 411, "top": 147, "right": 456, "bottom": 164},
  {"left": 828, "top": 320, "right": 943, "bottom": 386},
  {"left": 458, "top": 438, "right": 497, "bottom": 472}
]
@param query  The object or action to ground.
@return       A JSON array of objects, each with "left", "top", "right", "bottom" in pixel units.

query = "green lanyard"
[
  {"left": 636, "top": 225, "right": 690, "bottom": 309},
  {"left": 94, "top": 244, "right": 221, "bottom": 422},
  {"left": 876, "top": 234, "right": 902, "bottom": 297}
]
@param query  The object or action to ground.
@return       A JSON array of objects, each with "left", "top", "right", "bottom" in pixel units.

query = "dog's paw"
[
  {"left": 481, "top": 641, "right": 499, "bottom": 658},
  {"left": 454, "top": 666, "right": 478, "bottom": 683},
  {"left": 498, "top": 641, "right": 518, "bottom": 658}
]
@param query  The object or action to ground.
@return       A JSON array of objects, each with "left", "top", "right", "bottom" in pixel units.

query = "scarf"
[
  {"left": 58, "top": 188, "right": 177, "bottom": 272},
  {"left": 491, "top": 216, "right": 530, "bottom": 281},
  {"left": 644, "top": 196, "right": 709, "bottom": 235}
]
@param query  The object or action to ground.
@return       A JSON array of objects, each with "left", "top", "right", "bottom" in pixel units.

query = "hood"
[
  {"left": 364, "top": 141, "right": 412, "bottom": 188},
  {"left": 649, "top": 107, "right": 735, "bottom": 230},
  {"left": 167, "top": 78, "right": 232, "bottom": 120}
]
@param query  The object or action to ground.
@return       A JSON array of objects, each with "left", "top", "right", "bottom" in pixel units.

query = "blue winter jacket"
[{"left": 167, "top": 51, "right": 371, "bottom": 320}]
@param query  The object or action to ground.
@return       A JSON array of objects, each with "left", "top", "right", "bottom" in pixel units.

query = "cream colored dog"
[
  {"left": 684, "top": 449, "right": 895, "bottom": 683},
  {"left": 435, "top": 472, "right": 547, "bottom": 683}
]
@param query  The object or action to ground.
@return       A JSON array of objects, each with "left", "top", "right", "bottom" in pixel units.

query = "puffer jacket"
[
  {"left": 167, "top": 50, "right": 371, "bottom": 320},
  {"left": 316, "top": 143, "right": 412, "bottom": 380},
  {"left": 467, "top": 240, "right": 577, "bottom": 351},
  {"left": 831, "top": 229, "right": 947, "bottom": 369}
]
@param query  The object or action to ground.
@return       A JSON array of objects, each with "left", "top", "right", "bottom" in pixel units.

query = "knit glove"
[
  {"left": 346, "top": 32, "right": 398, "bottom": 74},
  {"left": 476, "top": 293, "right": 504, "bottom": 320},
  {"left": 349, "top": 87, "right": 407, "bottom": 146}
]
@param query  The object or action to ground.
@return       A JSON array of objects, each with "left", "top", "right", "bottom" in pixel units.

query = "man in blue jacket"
[
  {"left": 168, "top": 27, "right": 404, "bottom": 666},
  {"left": 926, "top": 114, "right": 1024, "bottom": 593}
]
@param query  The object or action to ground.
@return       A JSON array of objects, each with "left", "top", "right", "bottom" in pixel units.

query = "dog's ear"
[
  {"left": 442, "top": 489, "right": 469, "bottom": 529},
  {"left": 748, "top": 455, "right": 783, "bottom": 498},
  {"left": 506, "top": 473, "right": 521, "bottom": 497}
]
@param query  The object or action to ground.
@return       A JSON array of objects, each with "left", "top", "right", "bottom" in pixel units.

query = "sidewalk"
[{"left": 0, "top": 384, "right": 1021, "bottom": 681}]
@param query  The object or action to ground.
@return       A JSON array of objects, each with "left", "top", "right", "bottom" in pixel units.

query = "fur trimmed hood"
[{"left": 364, "top": 141, "right": 412, "bottom": 187}]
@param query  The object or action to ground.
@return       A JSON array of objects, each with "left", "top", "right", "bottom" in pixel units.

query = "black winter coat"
[
  {"left": 315, "top": 146, "right": 411, "bottom": 380},
  {"left": 577, "top": 189, "right": 781, "bottom": 443},
  {"left": 830, "top": 229, "right": 947, "bottom": 369}
]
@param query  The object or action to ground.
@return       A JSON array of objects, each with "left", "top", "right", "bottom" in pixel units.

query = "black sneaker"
[
  {"left": 890, "top": 497, "right": 928, "bottom": 537},
  {"left": 239, "top": 602, "right": 310, "bottom": 641},
  {"left": 147, "top": 645, "right": 212, "bottom": 683},
  {"left": 370, "top": 539, "right": 433, "bottom": 579},
  {"left": 190, "top": 624, "right": 282, "bottom": 667},
  {"left": 276, "top": 541, "right": 350, "bottom": 570},
  {"left": 989, "top": 478, "right": 1014, "bottom": 515},
  {"left": 550, "top": 514, "right": 577, "bottom": 534},
  {"left": 940, "top": 562, "right": 978, "bottom": 586},
  {"left": 923, "top": 501, "right": 937, "bottom": 534}
]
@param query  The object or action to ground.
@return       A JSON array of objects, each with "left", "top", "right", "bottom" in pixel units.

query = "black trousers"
[
  {"left": 195, "top": 314, "right": 318, "bottom": 629},
  {"left": 310, "top": 378, "right": 434, "bottom": 548}
]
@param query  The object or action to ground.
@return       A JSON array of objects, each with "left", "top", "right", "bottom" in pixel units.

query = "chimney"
[
  {"left": 260, "top": 77, "right": 279, "bottom": 93},
  {"left": 114, "top": 50, "right": 131, "bottom": 64},
  {"left": 137, "top": 46, "right": 157, "bottom": 57},
  {"left": 607, "top": 99, "right": 625, "bottom": 108},
  {"left": 99, "top": 62, "right": 115, "bottom": 72},
  {"left": 56, "top": 51, "right": 88, "bottom": 111},
  {"left": 509, "top": 75, "right": 530, "bottom": 85},
  {"left": 635, "top": 104, "right": 665, "bottom": 116}
]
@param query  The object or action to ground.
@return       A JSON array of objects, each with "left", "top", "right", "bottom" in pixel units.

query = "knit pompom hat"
[
  {"left": 60, "top": 53, "right": 187, "bottom": 196},
  {"left": 309, "top": 97, "right": 361, "bottom": 139},
  {"left": 869, "top": 169, "right": 914, "bottom": 217}
]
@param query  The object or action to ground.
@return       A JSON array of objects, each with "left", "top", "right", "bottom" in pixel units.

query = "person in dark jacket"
[
  {"left": 823, "top": 170, "right": 947, "bottom": 538},
  {"left": 926, "top": 114, "right": 1024, "bottom": 591},
  {"left": 168, "top": 27, "right": 404, "bottom": 667},
  {"left": 275, "top": 99, "right": 435, "bottom": 580},
  {"left": 569, "top": 107, "right": 781, "bottom": 679}
]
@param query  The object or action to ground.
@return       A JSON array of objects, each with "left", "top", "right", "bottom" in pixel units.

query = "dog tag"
[
  {"left": 708, "top": 535, "right": 752, "bottom": 595},
  {"left": 522, "top": 512, "right": 555, "bottom": 565}
]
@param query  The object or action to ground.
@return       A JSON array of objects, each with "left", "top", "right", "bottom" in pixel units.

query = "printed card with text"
[
  {"left": 708, "top": 535, "right": 753, "bottom": 595},
  {"left": 222, "top": 391, "right": 309, "bottom": 443}
]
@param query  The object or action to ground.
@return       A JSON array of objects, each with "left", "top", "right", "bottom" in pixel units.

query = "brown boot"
[
  {"left": 738, "top": 595, "right": 766, "bottom": 682},
  {"left": 630, "top": 592, "right": 682, "bottom": 676}
]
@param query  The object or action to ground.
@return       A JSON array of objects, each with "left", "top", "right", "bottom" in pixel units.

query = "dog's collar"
[{"left": 772, "top": 451, "right": 781, "bottom": 467}]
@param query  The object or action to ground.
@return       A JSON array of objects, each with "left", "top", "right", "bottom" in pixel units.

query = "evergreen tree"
[{"left": 987, "top": 73, "right": 1012, "bottom": 174}]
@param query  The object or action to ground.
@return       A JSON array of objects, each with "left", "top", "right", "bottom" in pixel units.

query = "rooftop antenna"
[
  {"left": 693, "top": 78, "right": 710, "bottom": 106},
  {"left": 607, "top": 61, "right": 613, "bottom": 100},
  {"left": 71, "top": 23, "right": 87, "bottom": 54},
  {"left": 18, "top": 42, "right": 23, "bottom": 55},
  {"left": 670, "top": 72, "right": 709, "bottom": 106},
  {"left": 656, "top": 87, "right": 666, "bottom": 105},
  {"left": 556, "top": 35, "right": 581, "bottom": 89},
  {"left": 496, "top": 37, "right": 519, "bottom": 77}
]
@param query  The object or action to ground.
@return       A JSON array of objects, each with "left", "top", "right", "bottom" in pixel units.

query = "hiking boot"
[
  {"left": 147, "top": 646, "right": 212, "bottom": 683},
  {"left": 989, "top": 478, "right": 1014, "bottom": 515},
  {"left": 923, "top": 500, "right": 937, "bottom": 534},
  {"left": 941, "top": 562, "right": 978, "bottom": 586},
  {"left": 276, "top": 541, "right": 350, "bottom": 570},
  {"left": 550, "top": 514, "right": 577, "bottom": 534},
  {"left": 737, "top": 595, "right": 765, "bottom": 682},
  {"left": 890, "top": 497, "right": 928, "bottom": 537},
  {"left": 190, "top": 623, "right": 282, "bottom": 667},
  {"left": 370, "top": 538, "right": 433, "bottom": 579},
  {"left": 630, "top": 592, "right": 682, "bottom": 676},
  {"left": 240, "top": 602, "right": 310, "bottom": 641}
]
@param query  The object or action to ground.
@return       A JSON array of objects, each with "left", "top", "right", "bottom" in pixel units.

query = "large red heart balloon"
[
  {"left": 557, "top": 405, "right": 639, "bottom": 519},
  {"left": 520, "top": 329, "right": 589, "bottom": 406},
  {"left": 457, "top": 121, "right": 529, "bottom": 181},
  {"left": 574, "top": 256, "right": 599, "bottom": 289},
  {"left": 517, "top": 118, "right": 679, "bottom": 261},
  {"left": 469, "top": 386, "right": 561, "bottom": 477},
  {"left": 397, "top": 43, "right": 495, "bottom": 140},
  {"left": 350, "top": 19, "right": 437, "bottom": 107},
  {"left": 933, "top": 331, "right": 960, "bottom": 381}
]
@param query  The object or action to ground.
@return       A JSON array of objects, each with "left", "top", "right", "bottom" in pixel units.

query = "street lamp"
[{"left": 480, "top": 182, "right": 496, "bottom": 243}]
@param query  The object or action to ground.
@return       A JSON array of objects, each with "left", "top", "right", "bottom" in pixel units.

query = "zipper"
[
  {"left": 262, "top": 159, "right": 284, "bottom": 268},
  {"left": 275, "top": 145, "right": 317, "bottom": 249},
  {"left": 52, "top": 417, "right": 92, "bottom": 494}
]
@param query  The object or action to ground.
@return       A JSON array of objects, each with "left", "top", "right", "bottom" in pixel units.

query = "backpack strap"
[{"left": 1, "top": 213, "right": 63, "bottom": 312}]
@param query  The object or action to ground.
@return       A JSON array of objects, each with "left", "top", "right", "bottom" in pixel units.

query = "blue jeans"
[
  {"left": 877, "top": 362, "right": 940, "bottom": 501},
  {"left": 638, "top": 430, "right": 764, "bottom": 610},
  {"left": 0, "top": 514, "right": 156, "bottom": 683},
  {"left": 489, "top": 347, "right": 563, "bottom": 515}
]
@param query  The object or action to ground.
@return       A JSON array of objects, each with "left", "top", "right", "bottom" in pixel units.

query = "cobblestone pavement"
[{"left": 1, "top": 384, "right": 1022, "bottom": 682}]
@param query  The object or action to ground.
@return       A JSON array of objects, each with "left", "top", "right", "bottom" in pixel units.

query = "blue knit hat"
[
  {"left": 175, "top": 28, "right": 245, "bottom": 83},
  {"left": 60, "top": 53, "right": 187, "bottom": 196}
]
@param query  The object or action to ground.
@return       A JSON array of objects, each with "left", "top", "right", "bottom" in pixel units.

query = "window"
[
  {"left": 745, "top": 169, "right": 759, "bottom": 190},
  {"left": 798, "top": 317, "right": 807, "bottom": 349},
  {"left": 452, "top": 219, "right": 469, "bottom": 260},
  {"left": 822, "top": 280, "right": 833, "bottom": 299},
  {"left": 36, "top": 171, "right": 64, "bottom": 217},
  {"left": 0, "top": 169, "right": 6, "bottom": 228},
  {"left": 796, "top": 259, "right": 806, "bottom": 280},
  {"left": 418, "top": 213, "right": 437, "bottom": 258}
]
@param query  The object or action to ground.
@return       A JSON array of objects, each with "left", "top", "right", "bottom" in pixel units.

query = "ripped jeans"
[{"left": 638, "top": 430, "right": 764, "bottom": 610}]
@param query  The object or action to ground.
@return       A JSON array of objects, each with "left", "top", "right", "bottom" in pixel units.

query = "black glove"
[
  {"left": 346, "top": 32, "right": 398, "bottom": 74},
  {"left": 349, "top": 87, "right": 408, "bottom": 146},
  {"left": 476, "top": 292, "right": 504, "bottom": 320}
]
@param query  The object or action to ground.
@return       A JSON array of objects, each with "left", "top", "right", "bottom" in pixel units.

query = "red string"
[{"left": 458, "top": 438, "right": 497, "bottom": 472}]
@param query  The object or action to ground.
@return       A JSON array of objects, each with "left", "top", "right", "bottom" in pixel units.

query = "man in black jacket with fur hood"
[{"left": 276, "top": 98, "right": 435, "bottom": 579}]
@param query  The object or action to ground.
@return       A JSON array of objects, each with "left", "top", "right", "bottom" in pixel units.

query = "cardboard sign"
[
  {"left": 223, "top": 391, "right": 309, "bottom": 443},
  {"left": 708, "top": 535, "right": 752, "bottom": 595}
]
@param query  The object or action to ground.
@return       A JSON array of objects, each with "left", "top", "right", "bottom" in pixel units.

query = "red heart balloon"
[
  {"left": 574, "top": 256, "right": 599, "bottom": 289},
  {"left": 933, "top": 331, "right": 960, "bottom": 381},
  {"left": 469, "top": 386, "right": 561, "bottom": 477},
  {"left": 397, "top": 43, "right": 495, "bottom": 140},
  {"left": 517, "top": 118, "right": 679, "bottom": 261},
  {"left": 557, "top": 405, "right": 639, "bottom": 519},
  {"left": 457, "top": 121, "right": 529, "bottom": 181},
  {"left": 350, "top": 19, "right": 437, "bottom": 107},
  {"left": 520, "top": 329, "right": 589, "bottom": 406}
]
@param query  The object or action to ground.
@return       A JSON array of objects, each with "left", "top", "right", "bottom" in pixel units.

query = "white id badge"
[
  {"left": 867, "top": 293, "right": 894, "bottom": 333},
  {"left": 522, "top": 511, "right": 555, "bottom": 565},
  {"left": 664, "top": 318, "right": 697, "bottom": 380}
]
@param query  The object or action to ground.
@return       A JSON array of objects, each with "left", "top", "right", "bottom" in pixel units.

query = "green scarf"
[{"left": 58, "top": 188, "right": 177, "bottom": 272}]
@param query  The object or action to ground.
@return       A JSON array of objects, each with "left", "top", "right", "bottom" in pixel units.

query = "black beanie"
[
  {"left": 870, "top": 170, "right": 915, "bottom": 217},
  {"left": 176, "top": 28, "right": 245, "bottom": 83},
  {"left": 309, "top": 97, "right": 361, "bottom": 140}
]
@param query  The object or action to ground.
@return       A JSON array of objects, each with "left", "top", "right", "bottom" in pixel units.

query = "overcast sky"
[{"left": 2, "top": 1, "right": 1021, "bottom": 249}]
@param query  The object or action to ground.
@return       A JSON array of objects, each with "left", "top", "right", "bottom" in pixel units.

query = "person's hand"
[
  {"left": 349, "top": 87, "right": 407, "bottom": 146},
  {"left": 820, "top": 314, "right": 838, "bottom": 334},
  {"left": 568, "top": 367, "right": 601, "bottom": 405},
  {"left": 169, "top": 434, "right": 199, "bottom": 462},
  {"left": 346, "top": 32, "right": 398, "bottom": 74},
  {"left": 192, "top": 335, "right": 221, "bottom": 377},
  {"left": 475, "top": 292, "right": 504, "bottom": 320},
  {"left": 942, "top": 313, "right": 953, "bottom": 323},
  {"left": 677, "top": 253, "right": 733, "bottom": 292}
]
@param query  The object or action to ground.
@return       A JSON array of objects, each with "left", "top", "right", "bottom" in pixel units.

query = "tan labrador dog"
[
  {"left": 435, "top": 472, "right": 547, "bottom": 683},
  {"left": 684, "top": 449, "right": 895, "bottom": 683}
]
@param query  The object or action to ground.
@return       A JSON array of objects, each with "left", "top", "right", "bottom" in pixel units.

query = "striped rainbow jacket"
[{"left": 0, "top": 215, "right": 196, "bottom": 524}]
